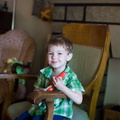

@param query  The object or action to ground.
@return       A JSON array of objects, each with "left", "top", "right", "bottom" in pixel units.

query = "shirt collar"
[{"left": 40, "top": 64, "right": 71, "bottom": 79}]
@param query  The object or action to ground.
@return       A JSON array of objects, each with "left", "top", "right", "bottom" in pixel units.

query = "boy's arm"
[
  {"left": 52, "top": 77, "right": 83, "bottom": 104},
  {"left": 61, "top": 86, "right": 83, "bottom": 104}
]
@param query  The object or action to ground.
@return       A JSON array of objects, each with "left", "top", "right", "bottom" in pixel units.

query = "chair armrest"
[
  {"left": 27, "top": 91, "right": 67, "bottom": 105},
  {"left": 27, "top": 91, "right": 67, "bottom": 120},
  {"left": 0, "top": 74, "right": 38, "bottom": 80}
]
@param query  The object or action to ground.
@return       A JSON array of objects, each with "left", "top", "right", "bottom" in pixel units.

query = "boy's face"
[{"left": 47, "top": 45, "right": 72, "bottom": 71}]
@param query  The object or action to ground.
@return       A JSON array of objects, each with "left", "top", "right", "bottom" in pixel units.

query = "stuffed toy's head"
[
  {"left": 7, "top": 57, "right": 17, "bottom": 64},
  {"left": 3, "top": 57, "right": 18, "bottom": 73}
]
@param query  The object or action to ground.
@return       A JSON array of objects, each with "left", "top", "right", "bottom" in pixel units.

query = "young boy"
[{"left": 16, "top": 35, "right": 85, "bottom": 120}]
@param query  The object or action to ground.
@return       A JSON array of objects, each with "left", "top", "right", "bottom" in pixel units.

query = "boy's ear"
[{"left": 67, "top": 53, "right": 73, "bottom": 62}]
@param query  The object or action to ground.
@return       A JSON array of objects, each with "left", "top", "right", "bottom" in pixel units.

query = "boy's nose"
[{"left": 52, "top": 54, "right": 57, "bottom": 59}]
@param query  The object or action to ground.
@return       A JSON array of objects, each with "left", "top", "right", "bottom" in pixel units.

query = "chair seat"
[
  {"left": 7, "top": 101, "right": 31, "bottom": 120},
  {"left": 72, "top": 104, "right": 89, "bottom": 120},
  {"left": 7, "top": 101, "right": 89, "bottom": 120}
]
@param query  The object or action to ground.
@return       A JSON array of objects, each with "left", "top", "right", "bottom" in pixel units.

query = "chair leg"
[
  {"left": 88, "top": 91, "right": 99, "bottom": 120},
  {"left": 44, "top": 98, "right": 54, "bottom": 120},
  {"left": 1, "top": 80, "right": 14, "bottom": 120},
  {"left": 1, "top": 96, "right": 11, "bottom": 120},
  {"left": 6, "top": 115, "right": 12, "bottom": 120}
]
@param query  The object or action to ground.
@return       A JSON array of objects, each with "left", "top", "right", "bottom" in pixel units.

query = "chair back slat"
[{"left": 62, "top": 23, "right": 108, "bottom": 48}]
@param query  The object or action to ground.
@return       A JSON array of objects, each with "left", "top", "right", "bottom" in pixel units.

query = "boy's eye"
[
  {"left": 48, "top": 52, "right": 53, "bottom": 55},
  {"left": 58, "top": 52, "right": 62, "bottom": 55}
]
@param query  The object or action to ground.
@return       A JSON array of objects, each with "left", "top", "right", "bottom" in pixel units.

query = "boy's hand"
[
  {"left": 52, "top": 77, "right": 65, "bottom": 91},
  {"left": 34, "top": 88, "right": 45, "bottom": 92},
  {"left": 45, "top": 72, "right": 66, "bottom": 91}
]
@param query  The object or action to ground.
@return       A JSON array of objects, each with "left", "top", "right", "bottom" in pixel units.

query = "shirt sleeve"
[
  {"left": 67, "top": 74, "right": 85, "bottom": 93},
  {"left": 34, "top": 73, "right": 46, "bottom": 88}
]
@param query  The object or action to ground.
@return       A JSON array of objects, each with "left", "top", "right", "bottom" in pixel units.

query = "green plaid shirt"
[{"left": 28, "top": 65, "right": 85, "bottom": 119}]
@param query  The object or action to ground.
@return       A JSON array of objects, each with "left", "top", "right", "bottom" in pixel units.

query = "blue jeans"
[{"left": 15, "top": 111, "right": 66, "bottom": 120}]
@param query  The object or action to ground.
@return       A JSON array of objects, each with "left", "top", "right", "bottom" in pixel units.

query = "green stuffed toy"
[
  {"left": 4, "top": 57, "right": 27, "bottom": 101},
  {"left": 4, "top": 57, "right": 26, "bottom": 84}
]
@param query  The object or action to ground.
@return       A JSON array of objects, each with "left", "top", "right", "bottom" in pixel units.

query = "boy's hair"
[{"left": 46, "top": 34, "right": 73, "bottom": 53}]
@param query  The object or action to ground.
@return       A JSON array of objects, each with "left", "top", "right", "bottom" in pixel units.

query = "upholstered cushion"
[
  {"left": 69, "top": 44, "right": 102, "bottom": 86},
  {"left": 7, "top": 101, "right": 31, "bottom": 120},
  {"left": 72, "top": 104, "right": 89, "bottom": 120},
  {"left": 7, "top": 101, "right": 89, "bottom": 120}
]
